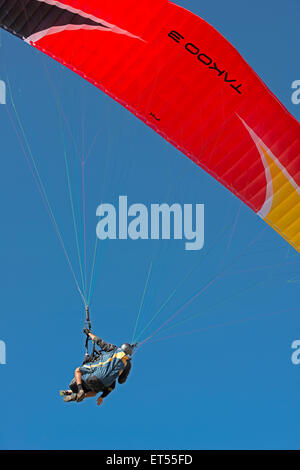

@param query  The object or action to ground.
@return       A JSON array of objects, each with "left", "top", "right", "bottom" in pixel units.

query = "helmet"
[{"left": 121, "top": 343, "right": 134, "bottom": 356}]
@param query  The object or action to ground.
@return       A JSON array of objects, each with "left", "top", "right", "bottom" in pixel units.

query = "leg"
[
  {"left": 75, "top": 367, "right": 83, "bottom": 386},
  {"left": 74, "top": 367, "right": 85, "bottom": 402},
  {"left": 85, "top": 391, "right": 97, "bottom": 398}
]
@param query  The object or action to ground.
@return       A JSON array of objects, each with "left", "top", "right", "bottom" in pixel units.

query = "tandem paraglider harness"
[
  {"left": 82, "top": 306, "right": 138, "bottom": 365},
  {"left": 69, "top": 306, "right": 138, "bottom": 394},
  {"left": 68, "top": 307, "right": 108, "bottom": 394},
  {"left": 83, "top": 306, "right": 103, "bottom": 364}
]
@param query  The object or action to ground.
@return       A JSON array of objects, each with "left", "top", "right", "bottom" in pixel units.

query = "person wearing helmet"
[{"left": 60, "top": 332, "right": 135, "bottom": 405}]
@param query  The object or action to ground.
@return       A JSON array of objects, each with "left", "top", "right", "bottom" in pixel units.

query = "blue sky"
[{"left": 0, "top": 0, "right": 299, "bottom": 450}]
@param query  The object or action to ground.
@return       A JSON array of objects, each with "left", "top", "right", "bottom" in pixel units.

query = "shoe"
[
  {"left": 60, "top": 390, "right": 72, "bottom": 397},
  {"left": 76, "top": 389, "right": 85, "bottom": 402},
  {"left": 63, "top": 393, "right": 77, "bottom": 402}
]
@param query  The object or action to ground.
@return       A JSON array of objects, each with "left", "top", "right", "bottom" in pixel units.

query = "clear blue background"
[{"left": 0, "top": 0, "right": 299, "bottom": 450}]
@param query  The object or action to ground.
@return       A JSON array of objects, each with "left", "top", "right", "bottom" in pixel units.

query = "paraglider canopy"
[{"left": 0, "top": 0, "right": 299, "bottom": 253}]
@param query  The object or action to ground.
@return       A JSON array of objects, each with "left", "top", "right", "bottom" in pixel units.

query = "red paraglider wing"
[{"left": 1, "top": 0, "right": 299, "bottom": 250}]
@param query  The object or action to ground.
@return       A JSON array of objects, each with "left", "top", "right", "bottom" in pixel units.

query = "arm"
[
  {"left": 118, "top": 360, "right": 132, "bottom": 384},
  {"left": 87, "top": 332, "right": 117, "bottom": 352},
  {"left": 96, "top": 381, "right": 116, "bottom": 406},
  {"left": 101, "top": 380, "right": 116, "bottom": 398},
  {"left": 96, "top": 363, "right": 131, "bottom": 406}
]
